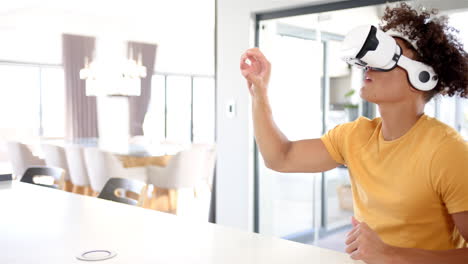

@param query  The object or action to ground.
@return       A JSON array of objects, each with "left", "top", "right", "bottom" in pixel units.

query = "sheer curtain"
[
  {"left": 127, "top": 41, "right": 157, "bottom": 137},
  {"left": 62, "top": 34, "right": 99, "bottom": 140}
]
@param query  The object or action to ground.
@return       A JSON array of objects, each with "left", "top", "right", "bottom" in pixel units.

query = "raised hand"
[{"left": 240, "top": 48, "right": 271, "bottom": 98}]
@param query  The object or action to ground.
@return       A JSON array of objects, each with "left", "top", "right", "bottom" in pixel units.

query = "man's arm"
[
  {"left": 241, "top": 48, "right": 339, "bottom": 173},
  {"left": 389, "top": 211, "right": 468, "bottom": 264},
  {"left": 389, "top": 247, "right": 468, "bottom": 264},
  {"left": 345, "top": 212, "right": 468, "bottom": 264}
]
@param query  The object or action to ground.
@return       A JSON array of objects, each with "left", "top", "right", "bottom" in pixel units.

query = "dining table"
[
  {"left": 39, "top": 137, "right": 180, "bottom": 212},
  {"left": 0, "top": 181, "right": 363, "bottom": 264},
  {"left": 41, "top": 137, "right": 178, "bottom": 168}
]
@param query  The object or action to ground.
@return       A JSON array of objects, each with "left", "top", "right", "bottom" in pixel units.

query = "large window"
[
  {"left": 144, "top": 73, "right": 216, "bottom": 145},
  {"left": 166, "top": 76, "right": 192, "bottom": 144},
  {"left": 40, "top": 68, "right": 65, "bottom": 138},
  {"left": 461, "top": 99, "right": 468, "bottom": 139},
  {"left": 257, "top": 21, "right": 324, "bottom": 240},
  {"left": 193, "top": 77, "right": 216, "bottom": 143},
  {"left": 425, "top": 97, "right": 437, "bottom": 118},
  {"left": 144, "top": 75, "right": 166, "bottom": 143},
  {"left": 0, "top": 65, "right": 40, "bottom": 137},
  {"left": 438, "top": 95, "right": 457, "bottom": 130},
  {"left": 0, "top": 64, "right": 64, "bottom": 141},
  {"left": 450, "top": 11, "right": 468, "bottom": 140}
]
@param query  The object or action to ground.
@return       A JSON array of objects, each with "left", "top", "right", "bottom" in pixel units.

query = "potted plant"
[{"left": 344, "top": 89, "right": 359, "bottom": 121}]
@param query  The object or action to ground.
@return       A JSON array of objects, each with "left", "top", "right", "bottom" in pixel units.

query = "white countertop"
[{"left": 0, "top": 181, "right": 362, "bottom": 264}]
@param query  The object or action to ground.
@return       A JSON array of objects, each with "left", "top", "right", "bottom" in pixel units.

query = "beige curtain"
[
  {"left": 62, "top": 34, "right": 99, "bottom": 140},
  {"left": 127, "top": 41, "right": 157, "bottom": 137}
]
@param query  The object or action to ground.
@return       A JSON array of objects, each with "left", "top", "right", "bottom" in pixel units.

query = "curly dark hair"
[{"left": 380, "top": 2, "right": 468, "bottom": 101}]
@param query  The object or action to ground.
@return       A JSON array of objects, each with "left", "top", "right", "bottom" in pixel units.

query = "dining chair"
[
  {"left": 41, "top": 144, "right": 73, "bottom": 192},
  {"left": 146, "top": 145, "right": 214, "bottom": 214},
  {"left": 64, "top": 145, "right": 92, "bottom": 196},
  {"left": 98, "top": 177, "right": 148, "bottom": 206},
  {"left": 83, "top": 147, "right": 147, "bottom": 195},
  {"left": 6, "top": 141, "right": 45, "bottom": 180},
  {"left": 192, "top": 144, "right": 217, "bottom": 190},
  {"left": 0, "top": 174, "right": 12, "bottom": 182},
  {"left": 20, "top": 166, "right": 65, "bottom": 189}
]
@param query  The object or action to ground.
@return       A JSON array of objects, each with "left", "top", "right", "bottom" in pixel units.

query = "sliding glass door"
[
  {"left": 257, "top": 18, "right": 324, "bottom": 241},
  {"left": 255, "top": 2, "right": 390, "bottom": 245},
  {"left": 255, "top": 1, "right": 468, "bottom": 248}
]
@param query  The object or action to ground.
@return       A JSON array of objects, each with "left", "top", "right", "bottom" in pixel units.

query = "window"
[
  {"left": 144, "top": 74, "right": 216, "bottom": 145},
  {"left": 193, "top": 77, "right": 215, "bottom": 144},
  {"left": 257, "top": 21, "right": 325, "bottom": 238},
  {"left": 0, "top": 65, "right": 41, "bottom": 140},
  {"left": 41, "top": 68, "right": 65, "bottom": 138},
  {"left": 0, "top": 64, "right": 65, "bottom": 141},
  {"left": 450, "top": 11, "right": 468, "bottom": 140},
  {"left": 438, "top": 95, "right": 457, "bottom": 130},
  {"left": 144, "top": 75, "right": 166, "bottom": 143},
  {"left": 166, "top": 76, "right": 192, "bottom": 144},
  {"left": 460, "top": 99, "right": 468, "bottom": 140},
  {"left": 424, "top": 97, "right": 436, "bottom": 118}
]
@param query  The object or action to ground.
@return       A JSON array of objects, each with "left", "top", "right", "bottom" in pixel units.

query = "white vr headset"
[{"left": 341, "top": 25, "right": 438, "bottom": 91}]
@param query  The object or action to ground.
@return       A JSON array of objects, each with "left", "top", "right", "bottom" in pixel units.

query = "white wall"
[
  {"left": 0, "top": 0, "right": 215, "bottom": 76},
  {"left": 215, "top": 0, "right": 345, "bottom": 231},
  {"left": 0, "top": 29, "right": 62, "bottom": 64}
]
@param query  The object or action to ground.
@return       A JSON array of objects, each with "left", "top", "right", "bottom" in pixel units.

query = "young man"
[{"left": 240, "top": 3, "right": 468, "bottom": 264}]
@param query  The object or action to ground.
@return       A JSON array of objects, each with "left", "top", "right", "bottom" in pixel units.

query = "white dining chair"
[
  {"left": 64, "top": 145, "right": 92, "bottom": 195},
  {"left": 83, "top": 147, "right": 147, "bottom": 195},
  {"left": 146, "top": 145, "right": 215, "bottom": 214},
  {"left": 41, "top": 144, "right": 73, "bottom": 191},
  {"left": 6, "top": 141, "right": 45, "bottom": 180},
  {"left": 192, "top": 144, "right": 217, "bottom": 190}
]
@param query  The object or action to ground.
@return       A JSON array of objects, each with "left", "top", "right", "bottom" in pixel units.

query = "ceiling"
[
  {"left": 273, "top": 0, "right": 468, "bottom": 36},
  {"left": 2, "top": 0, "right": 467, "bottom": 42},
  {"left": 0, "top": 0, "right": 214, "bottom": 44}
]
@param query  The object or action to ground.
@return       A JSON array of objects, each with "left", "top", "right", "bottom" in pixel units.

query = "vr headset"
[{"left": 341, "top": 25, "right": 438, "bottom": 91}]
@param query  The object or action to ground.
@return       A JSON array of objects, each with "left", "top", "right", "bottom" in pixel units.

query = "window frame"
[
  {"left": 147, "top": 72, "right": 216, "bottom": 144},
  {"left": 0, "top": 60, "right": 63, "bottom": 139}
]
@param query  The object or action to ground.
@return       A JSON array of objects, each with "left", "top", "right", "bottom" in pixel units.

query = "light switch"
[{"left": 226, "top": 100, "right": 236, "bottom": 119}]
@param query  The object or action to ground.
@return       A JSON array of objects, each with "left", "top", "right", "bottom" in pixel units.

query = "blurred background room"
[{"left": 0, "top": 0, "right": 467, "bottom": 253}]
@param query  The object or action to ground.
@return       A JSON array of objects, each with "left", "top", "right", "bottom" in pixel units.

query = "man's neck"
[{"left": 378, "top": 101, "right": 425, "bottom": 141}]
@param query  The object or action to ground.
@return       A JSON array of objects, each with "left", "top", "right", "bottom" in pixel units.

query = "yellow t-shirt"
[{"left": 321, "top": 114, "right": 468, "bottom": 250}]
